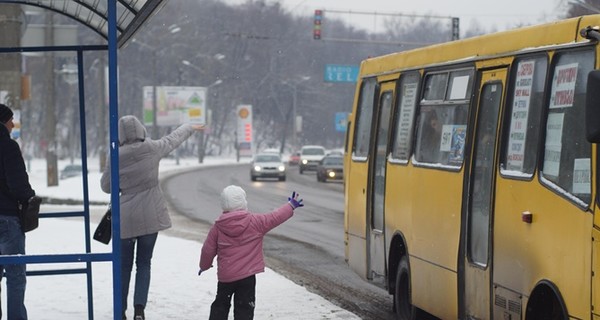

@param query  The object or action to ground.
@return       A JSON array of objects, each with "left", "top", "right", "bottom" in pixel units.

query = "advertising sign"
[
  {"left": 143, "top": 86, "right": 208, "bottom": 126},
  {"left": 236, "top": 105, "right": 253, "bottom": 157}
]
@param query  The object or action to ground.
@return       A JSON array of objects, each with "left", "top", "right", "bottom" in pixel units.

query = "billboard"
[{"left": 143, "top": 86, "right": 208, "bottom": 126}]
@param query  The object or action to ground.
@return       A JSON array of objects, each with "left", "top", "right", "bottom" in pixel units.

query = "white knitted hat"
[{"left": 220, "top": 185, "right": 248, "bottom": 212}]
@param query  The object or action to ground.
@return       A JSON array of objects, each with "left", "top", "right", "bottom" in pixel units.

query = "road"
[{"left": 161, "top": 163, "right": 396, "bottom": 319}]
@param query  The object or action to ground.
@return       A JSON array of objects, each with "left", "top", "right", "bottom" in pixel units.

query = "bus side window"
[
  {"left": 391, "top": 72, "right": 420, "bottom": 162},
  {"left": 541, "top": 50, "right": 594, "bottom": 206},
  {"left": 501, "top": 56, "right": 548, "bottom": 176},
  {"left": 414, "top": 68, "right": 473, "bottom": 167},
  {"left": 353, "top": 78, "right": 378, "bottom": 160}
]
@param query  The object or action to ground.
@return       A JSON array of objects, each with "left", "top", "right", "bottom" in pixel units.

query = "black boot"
[{"left": 134, "top": 305, "right": 145, "bottom": 320}]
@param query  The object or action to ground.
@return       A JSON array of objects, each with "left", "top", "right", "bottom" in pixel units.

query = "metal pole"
[
  {"left": 292, "top": 85, "right": 297, "bottom": 150},
  {"left": 152, "top": 52, "right": 158, "bottom": 139},
  {"left": 44, "top": 11, "right": 58, "bottom": 186},
  {"left": 98, "top": 56, "right": 108, "bottom": 170},
  {"left": 107, "top": 1, "right": 123, "bottom": 318}
]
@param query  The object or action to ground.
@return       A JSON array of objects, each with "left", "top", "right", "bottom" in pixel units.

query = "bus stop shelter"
[{"left": 0, "top": 1, "right": 166, "bottom": 319}]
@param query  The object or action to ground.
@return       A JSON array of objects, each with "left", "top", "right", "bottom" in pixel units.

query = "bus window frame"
[
  {"left": 389, "top": 71, "right": 421, "bottom": 165},
  {"left": 351, "top": 77, "right": 380, "bottom": 162},
  {"left": 412, "top": 65, "right": 475, "bottom": 171},
  {"left": 538, "top": 47, "right": 595, "bottom": 210},
  {"left": 499, "top": 53, "right": 549, "bottom": 181}
]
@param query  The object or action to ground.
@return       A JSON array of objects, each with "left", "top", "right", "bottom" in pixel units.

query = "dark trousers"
[
  {"left": 121, "top": 232, "right": 158, "bottom": 313},
  {"left": 209, "top": 275, "right": 256, "bottom": 320}
]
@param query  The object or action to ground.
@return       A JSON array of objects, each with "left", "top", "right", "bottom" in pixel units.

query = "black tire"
[
  {"left": 251, "top": 175, "right": 257, "bottom": 181},
  {"left": 279, "top": 176, "right": 286, "bottom": 181},
  {"left": 299, "top": 168, "right": 304, "bottom": 174},
  {"left": 394, "top": 256, "right": 420, "bottom": 320}
]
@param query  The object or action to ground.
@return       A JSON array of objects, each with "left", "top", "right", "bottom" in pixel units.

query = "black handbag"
[
  {"left": 20, "top": 195, "right": 42, "bottom": 233},
  {"left": 93, "top": 207, "right": 112, "bottom": 244}
]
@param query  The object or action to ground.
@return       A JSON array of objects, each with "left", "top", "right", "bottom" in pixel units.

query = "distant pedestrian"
[
  {"left": 101, "top": 115, "right": 204, "bottom": 320},
  {"left": 199, "top": 186, "right": 304, "bottom": 320},
  {"left": 0, "top": 103, "right": 36, "bottom": 320}
]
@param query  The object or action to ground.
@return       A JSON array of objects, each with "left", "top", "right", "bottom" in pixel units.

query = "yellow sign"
[{"left": 238, "top": 107, "right": 249, "bottom": 119}]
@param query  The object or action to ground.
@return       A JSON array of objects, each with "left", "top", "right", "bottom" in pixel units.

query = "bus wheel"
[{"left": 394, "top": 256, "right": 419, "bottom": 320}]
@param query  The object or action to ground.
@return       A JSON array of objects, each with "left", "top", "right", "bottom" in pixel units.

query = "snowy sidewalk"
[{"left": 11, "top": 157, "right": 362, "bottom": 319}]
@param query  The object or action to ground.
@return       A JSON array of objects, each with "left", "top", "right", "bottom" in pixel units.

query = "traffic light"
[
  {"left": 452, "top": 17, "right": 460, "bottom": 40},
  {"left": 313, "top": 10, "right": 322, "bottom": 40}
]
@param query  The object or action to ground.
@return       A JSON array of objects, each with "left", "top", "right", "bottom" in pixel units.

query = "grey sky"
[{"left": 226, "top": 0, "right": 566, "bottom": 35}]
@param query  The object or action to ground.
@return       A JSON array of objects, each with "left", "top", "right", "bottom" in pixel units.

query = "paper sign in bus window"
[
  {"left": 449, "top": 125, "right": 466, "bottom": 163},
  {"left": 572, "top": 158, "right": 591, "bottom": 194},
  {"left": 449, "top": 75, "right": 470, "bottom": 100},
  {"left": 395, "top": 82, "right": 418, "bottom": 158},
  {"left": 440, "top": 125, "right": 466, "bottom": 161},
  {"left": 440, "top": 125, "right": 453, "bottom": 152},
  {"left": 506, "top": 60, "right": 535, "bottom": 171},
  {"left": 550, "top": 63, "right": 578, "bottom": 109},
  {"left": 543, "top": 113, "right": 564, "bottom": 177}
]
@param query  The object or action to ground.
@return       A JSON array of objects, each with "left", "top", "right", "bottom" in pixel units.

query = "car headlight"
[
  {"left": 278, "top": 165, "right": 285, "bottom": 172},
  {"left": 254, "top": 165, "right": 262, "bottom": 171},
  {"left": 302, "top": 159, "right": 308, "bottom": 164},
  {"left": 328, "top": 171, "right": 336, "bottom": 178}
]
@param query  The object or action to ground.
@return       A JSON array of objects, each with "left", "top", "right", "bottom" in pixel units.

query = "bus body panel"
[
  {"left": 405, "top": 167, "right": 462, "bottom": 270},
  {"left": 593, "top": 227, "right": 600, "bottom": 318},
  {"left": 494, "top": 175, "right": 593, "bottom": 319},
  {"left": 346, "top": 232, "right": 368, "bottom": 280},
  {"left": 345, "top": 156, "right": 369, "bottom": 277},
  {"left": 385, "top": 163, "right": 462, "bottom": 316},
  {"left": 344, "top": 77, "right": 370, "bottom": 280},
  {"left": 411, "top": 255, "right": 458, "bottom": 319},
  {"left": 359, "top": 18, "right": 582, "bottom": 78}
]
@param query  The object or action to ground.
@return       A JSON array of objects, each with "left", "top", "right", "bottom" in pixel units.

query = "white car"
[
  {"left": 250, "top": 153, "right": 286, "bottom": 181},
  {"left": 299, "top": 145, "right": 326, "bottom": 174}
]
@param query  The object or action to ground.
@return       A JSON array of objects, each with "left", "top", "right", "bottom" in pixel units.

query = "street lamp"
[
  {"left": 131, "top": 25, "right": 182, "bottom": 139},
  {"left": 285, "top": 76, "right": 311, "bottom": 150},
  {"left": 181, "top": 53, "right": 226, "bottom": 75},
  {"left": 180, "top": 59, "right": 225, "bottom": 163}
]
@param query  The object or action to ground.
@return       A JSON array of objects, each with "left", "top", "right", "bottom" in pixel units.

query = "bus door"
[
  {"left": 367, "top": 81, "right": 395, "bottom": 285},
  {"left": 463, "top": 68, "right": 506, "bottom": 319}
]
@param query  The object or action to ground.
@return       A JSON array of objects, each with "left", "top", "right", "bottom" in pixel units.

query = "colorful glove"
[{"left": 288, "top": 191, "right": 304, "bottom": 209}]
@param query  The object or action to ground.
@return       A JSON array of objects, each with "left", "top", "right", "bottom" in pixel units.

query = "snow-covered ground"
[{"left": 8, "top": 156, "right": 361, "bottom": 319}]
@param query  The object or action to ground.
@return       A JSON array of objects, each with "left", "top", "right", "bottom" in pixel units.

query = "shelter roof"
[{"left": 0, "top": 0, "right": 166, "bottom": 47}]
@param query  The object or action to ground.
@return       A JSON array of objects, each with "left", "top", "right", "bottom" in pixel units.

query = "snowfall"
[{"left": 5, "top": 155, "right": 361, "bottom": 319}]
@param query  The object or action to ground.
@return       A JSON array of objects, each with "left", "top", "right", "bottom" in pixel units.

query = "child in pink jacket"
[{"left": 198, "top": 185, "right": 304, "bottom": 320}]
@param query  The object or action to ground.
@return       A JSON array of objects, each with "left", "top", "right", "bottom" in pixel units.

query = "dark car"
[
  {"left": 316, "top": 155, "right": 344, "bottom": 182},
  {"left": 60, "top": 164, "right": 82, "bottom": 180}
]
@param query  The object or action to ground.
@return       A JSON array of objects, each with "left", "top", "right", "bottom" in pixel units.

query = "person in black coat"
[{"left": 0, "top": 103, "right": 35, "bottom": 320}]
